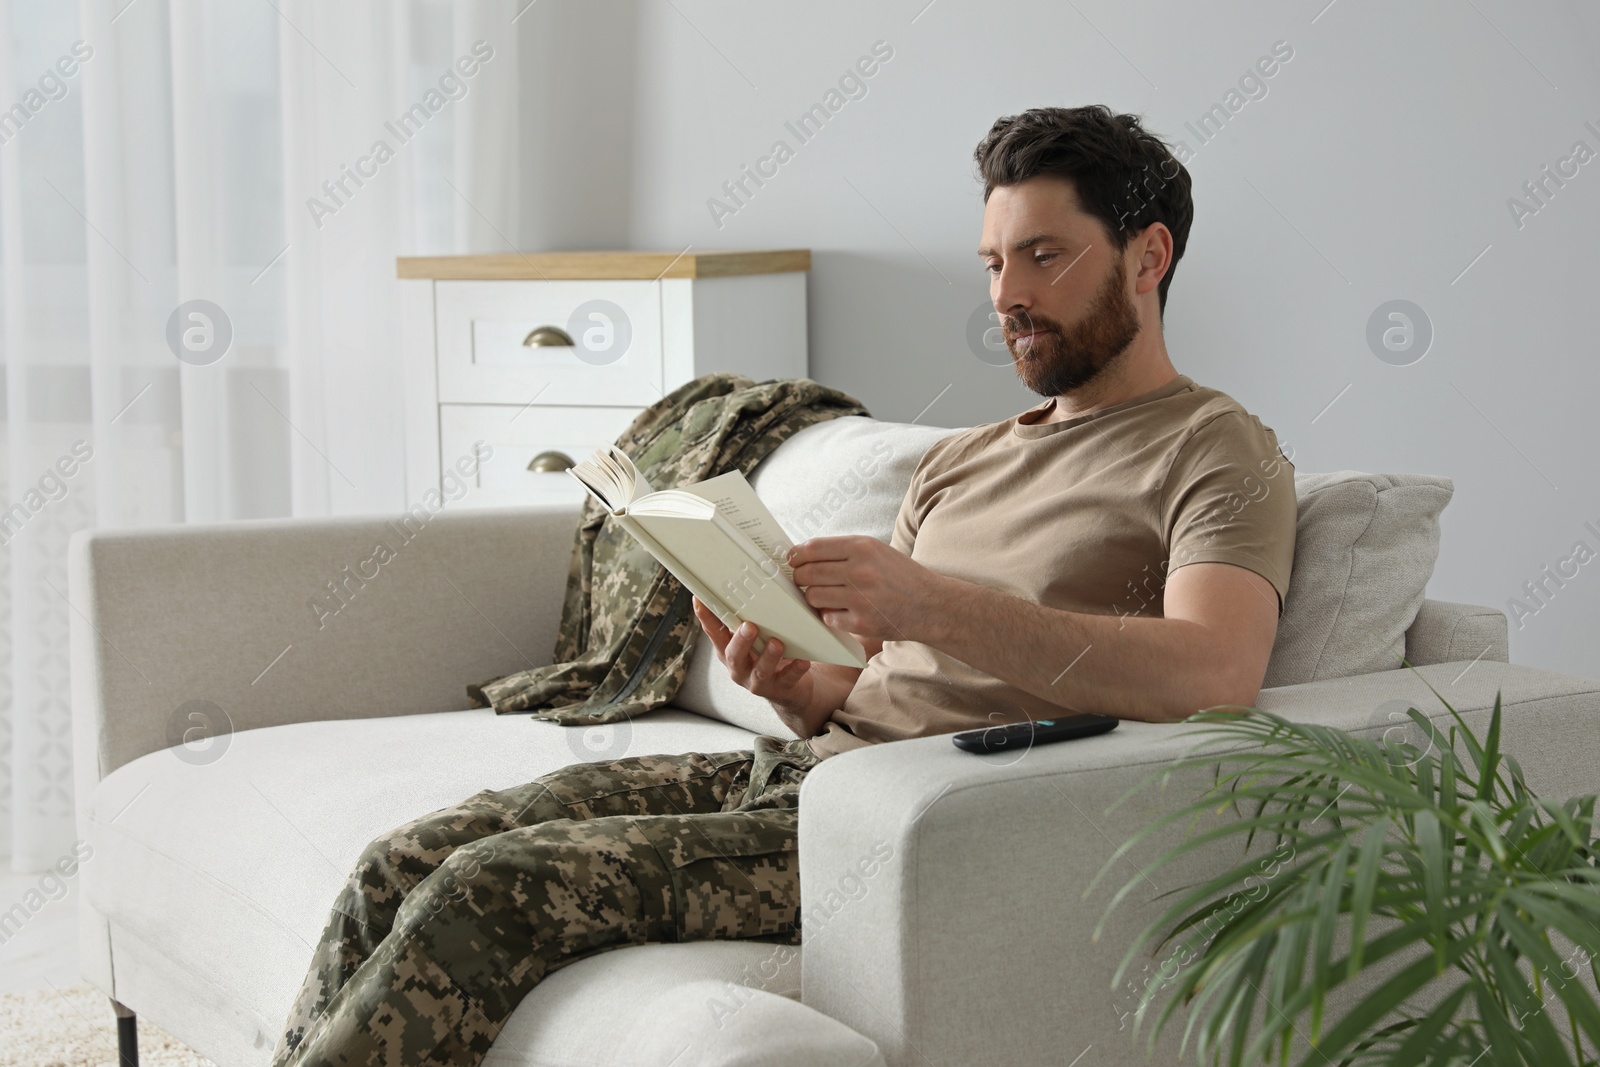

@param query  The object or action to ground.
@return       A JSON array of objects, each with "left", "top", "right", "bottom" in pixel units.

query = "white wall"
[
  {"left": 516, "top": 0, "right": 637, "bottom": 249},
  {"left": 542, "top": 0, "right": 1600, "bottom": 680}
]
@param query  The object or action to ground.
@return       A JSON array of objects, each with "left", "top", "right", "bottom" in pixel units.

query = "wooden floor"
[{"left": 0, "top": 870, "right": 81, "bottom": 996}]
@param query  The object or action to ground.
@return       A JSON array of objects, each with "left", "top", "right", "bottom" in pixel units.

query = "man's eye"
[
  {"left": 984, "top": 262, "right": 1001, "bottom": 274},
  {"left": 1035, "top": 253, "right": 1056, "bottom": 265}
]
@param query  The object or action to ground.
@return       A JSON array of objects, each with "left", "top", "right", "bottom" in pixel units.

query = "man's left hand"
[{"left": 787, "top": 535, "right": 947, "bottom": 643}]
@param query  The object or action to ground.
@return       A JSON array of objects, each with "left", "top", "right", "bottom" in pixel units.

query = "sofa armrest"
[
  {"left": 1405, "top": 598, "right": 1509, "bottom": 667},
  {"left": 796, "top": 660, "right": 1600, "bottom": 1067},
  {"left": 68, "top": 503, "right": 581, "bottom": 794},
  {"left": 616, "top": 982, "right": 885, "bottom": 1067}
]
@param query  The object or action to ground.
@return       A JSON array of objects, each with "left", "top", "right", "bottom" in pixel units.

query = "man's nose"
[{"left": 992, "top": 267, "right": 1033, "bottom": 320}]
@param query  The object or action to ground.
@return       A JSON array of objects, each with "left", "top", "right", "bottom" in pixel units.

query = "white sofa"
[{"left": 68, "top": 416, "right": 1600, "bottom": 1067}]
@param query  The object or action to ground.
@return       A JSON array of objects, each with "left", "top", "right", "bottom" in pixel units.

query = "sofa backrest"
[{"left": 672, "top": 416, "right": 1460, "bottom": 732}]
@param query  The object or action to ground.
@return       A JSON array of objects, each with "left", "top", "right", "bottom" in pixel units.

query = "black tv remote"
[{"left": 952, "top": 712, "right": 1119, "bottom": 753}]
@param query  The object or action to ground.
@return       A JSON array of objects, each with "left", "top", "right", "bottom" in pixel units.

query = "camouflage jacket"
[{"left": 467, "top": 373, "right": 869, "bottom": 725}]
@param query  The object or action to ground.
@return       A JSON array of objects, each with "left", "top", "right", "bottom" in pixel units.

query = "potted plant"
[{"left": 1097, "top": 685, "right": 1600, "bottom": 1066}]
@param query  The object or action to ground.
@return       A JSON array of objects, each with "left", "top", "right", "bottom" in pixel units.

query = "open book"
[{"left": 567, "top": 445, "right": 868, "bottom": 668}]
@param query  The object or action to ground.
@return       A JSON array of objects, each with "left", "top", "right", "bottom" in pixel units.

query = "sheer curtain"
[{"left": 0, "top": 0, "right": 520, "bottom": 872}]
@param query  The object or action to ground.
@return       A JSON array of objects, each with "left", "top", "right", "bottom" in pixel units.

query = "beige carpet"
[{"left": 0, "top": 984, "right": 214, "bottom": 1067}]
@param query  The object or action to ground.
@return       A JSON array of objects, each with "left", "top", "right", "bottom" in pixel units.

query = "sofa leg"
[{"left": 111, "top": 998, "right": 139, "bottom": 1067}]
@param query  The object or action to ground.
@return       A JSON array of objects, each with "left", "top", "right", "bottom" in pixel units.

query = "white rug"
[{"left": 0, "top": 984, "right": 214, "bottom": 1067}]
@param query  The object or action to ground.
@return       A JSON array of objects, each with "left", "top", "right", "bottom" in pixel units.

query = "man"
[
  {"left": 714, "top": 104, "right": 1294, "bottom": 749},
  {"left": 274, "top": 105, "right": 1295, "bottom": 1067}
]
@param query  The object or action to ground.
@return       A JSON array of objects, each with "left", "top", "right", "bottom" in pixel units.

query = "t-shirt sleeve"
[
  {"left": 890, "top": 484, "right": 918, "bottom": 555},
  {"left": 890, "top": 434, "right": 956, "bottom": 555},
  {"left": 1160, "top": 411, "right": 1296, "bottom": 607}
]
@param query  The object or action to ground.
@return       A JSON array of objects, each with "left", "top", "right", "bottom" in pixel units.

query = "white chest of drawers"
[{"left": 396, "top": 250, "right": 810, "bottom": 508}]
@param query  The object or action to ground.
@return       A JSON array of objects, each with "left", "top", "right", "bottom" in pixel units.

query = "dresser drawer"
[
  {"left": 435, "top": 280, "right": 664, "bottom": 406},
  {"left": 439, "top": 403, "right": 642, "bottom": 507}
]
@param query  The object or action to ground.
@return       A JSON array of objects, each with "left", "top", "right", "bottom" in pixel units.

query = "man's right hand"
[{"left": 692, "top": 597, "right": 815, "bottom": 717}]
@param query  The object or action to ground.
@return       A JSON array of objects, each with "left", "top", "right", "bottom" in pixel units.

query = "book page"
[
  {"left": 569, "top": 446, "right": 655, "bottom": 512},
  {"left": 572, "top": 451, "right": 864, "bottom": 667},
  {"left": 678, "top": 471, "right": 796, "bottom": 581},
  {"left": 606, "top": 445, "right": 655, "bottom": 500},
  {"left": 631, "top": 512, "right": 866, "bottom": 668}
]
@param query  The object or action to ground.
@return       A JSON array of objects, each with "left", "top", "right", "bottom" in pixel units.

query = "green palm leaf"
[{"left": 1098, "top": 687, "right": 1600, "bottom": 1066}]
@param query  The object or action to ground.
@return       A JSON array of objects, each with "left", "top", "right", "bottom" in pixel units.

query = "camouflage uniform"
[{"left": 272, "top": 734, "right": 821, "bottom": 1067}]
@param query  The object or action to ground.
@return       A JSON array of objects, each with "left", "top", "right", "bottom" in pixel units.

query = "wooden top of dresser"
[{"left": 396, "top": 249, "right": 810, "bottom": 280}]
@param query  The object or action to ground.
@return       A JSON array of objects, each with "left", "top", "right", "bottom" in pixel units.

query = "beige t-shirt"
[{"left": 807, "top": 374, "right": 1296, "bottom": 759}]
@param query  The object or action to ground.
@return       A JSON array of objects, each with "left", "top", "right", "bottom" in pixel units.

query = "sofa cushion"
[
  {"left": 1263, "top": 471, "right": 1453, "bottom": 688},
  {"left": 674, "top": 416, "right": 964, "bottom": 733},
  {"left": 82, "top": 707, "right": 815, "bottom": 1067}
]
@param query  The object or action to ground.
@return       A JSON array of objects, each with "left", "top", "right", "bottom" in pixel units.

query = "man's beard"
[{"left": 1001, "top": 257, "right": 1142, "bottom": 398}]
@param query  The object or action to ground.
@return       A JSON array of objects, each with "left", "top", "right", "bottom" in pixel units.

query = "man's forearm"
[{"left": 913, "top": 576, "right": 1258, "bottom": 723}]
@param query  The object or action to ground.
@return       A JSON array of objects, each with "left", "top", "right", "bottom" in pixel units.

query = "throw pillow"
[{"left": 1262, "top": 471, "right": 1453, "bottom": 688}]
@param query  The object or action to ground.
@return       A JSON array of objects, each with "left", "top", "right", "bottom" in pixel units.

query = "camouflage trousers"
[{"left": 271, "top": 733, "right": 820, "bottom": 1067}]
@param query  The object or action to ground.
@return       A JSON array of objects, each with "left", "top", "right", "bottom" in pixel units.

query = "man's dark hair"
[{"left": 973, "top": 105, "right": 1193, "bottom": 318}]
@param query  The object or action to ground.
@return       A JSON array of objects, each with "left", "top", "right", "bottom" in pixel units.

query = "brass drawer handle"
[
  {"left": 527, "top": 450, "right": 576, "bottom": 473},
  {"left": 522, "top": 325, "right": 574, "bottom": 347}
]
